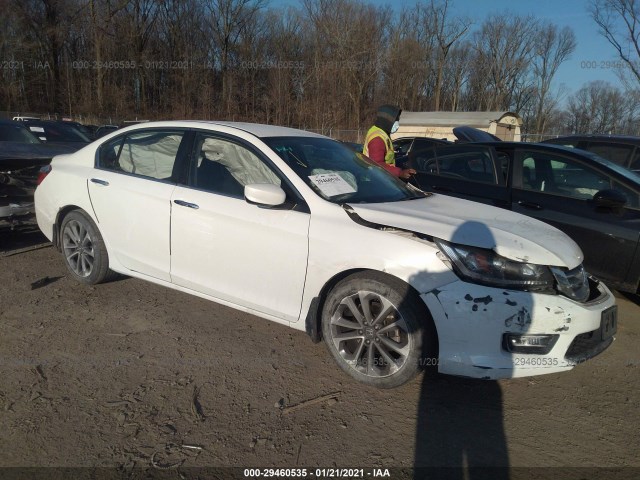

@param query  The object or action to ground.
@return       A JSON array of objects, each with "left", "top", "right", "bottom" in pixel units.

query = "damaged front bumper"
[{"left": 421, "top": 277, "right": 616, "bottom": 379}]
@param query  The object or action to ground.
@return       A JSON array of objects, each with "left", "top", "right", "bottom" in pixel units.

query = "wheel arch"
[
  {"left": 304, "top": 268, "right": 438, "bottom": 346},
  {"left": 53, "top": 205, "right": 91, "bottom": 250}
]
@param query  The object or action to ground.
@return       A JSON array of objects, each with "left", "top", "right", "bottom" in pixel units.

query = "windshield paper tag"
[{"left": 308, "top": 172, "right": 357, "bottom": 197}]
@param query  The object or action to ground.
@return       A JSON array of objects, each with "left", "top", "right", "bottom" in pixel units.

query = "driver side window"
[
  {"left": 519, "top": 151, "right": 610, "bottom": 200},
  {"left": 190, "top": 134, "right": 281, "bottom": 198},
  {"left": 414, "top": 145, "right": 498, "bottom": 184}
]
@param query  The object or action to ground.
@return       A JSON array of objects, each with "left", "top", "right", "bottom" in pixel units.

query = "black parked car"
[
  {"left": 0, "top": 119, "right": 42, "bottom": 143},
  {"left": 0, "top": 119, "right": 76, "bottom": 232},
  {"left": 406, "top": 129, "right": 640, "bottom": 293},
  {"left": 94, "top": 124, "right": 119, "bottom": 139},
  {"left": 542, "top": 134, "right": 640, "bottom": 173},
  {"left": 61, "top": 120, "right": 97, "bottom": 141},
  {"left": 392, "top": 136, "right": 451, "bottom": 168},
  {"left": 23, "top": 119, "right": 91, "bottom": 148}
]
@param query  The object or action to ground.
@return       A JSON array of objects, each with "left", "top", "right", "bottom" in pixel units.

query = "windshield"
[
  {"left": 263, "top": 136, "right": 425, "bottom": 203},
  {"left": 0, "top": 123, "right": 41, "bottom": 144}
]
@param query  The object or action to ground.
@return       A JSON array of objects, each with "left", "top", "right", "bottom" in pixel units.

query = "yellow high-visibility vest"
[{"left": 363, "top": 125, "right": 395, "bottom": 165}]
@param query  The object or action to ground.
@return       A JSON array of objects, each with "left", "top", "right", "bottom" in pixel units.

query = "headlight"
[{"left": 435, "top": 239, "right": 555, "bottom": 293}]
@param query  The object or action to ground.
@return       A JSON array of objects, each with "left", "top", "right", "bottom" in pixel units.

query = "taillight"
[{"left": 37, "top": 165, "right": 52, "bottom": 185}]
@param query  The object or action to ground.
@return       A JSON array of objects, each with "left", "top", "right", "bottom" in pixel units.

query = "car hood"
[{"left": 348, "top": 194, "right": 583, "bottom": 268}]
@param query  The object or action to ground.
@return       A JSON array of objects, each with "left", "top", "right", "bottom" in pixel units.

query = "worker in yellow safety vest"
[{"left": 362, "top": 104, "right": 416, "bottom": 180}]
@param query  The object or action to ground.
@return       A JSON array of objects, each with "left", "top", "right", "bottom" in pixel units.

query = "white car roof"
[{"left": 120, "top": 120, "right": 327, "bottom": 139}]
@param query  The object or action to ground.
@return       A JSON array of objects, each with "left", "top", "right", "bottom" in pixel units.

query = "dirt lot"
[{"left": 0, "top": 232, "right": 639, "bottom": 478}]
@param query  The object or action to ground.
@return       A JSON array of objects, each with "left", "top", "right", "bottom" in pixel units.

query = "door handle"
[
  {"left": 173, "top": 199, "right": 199, "bottom": 209},
  {"left": 90, "top": 178, "right": 109, "bottom": 186},
  {"left": 517, "top": 200, "right": 542, "bottom": 210}
]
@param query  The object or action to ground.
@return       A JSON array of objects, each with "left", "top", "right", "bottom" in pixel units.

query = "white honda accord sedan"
[{"left": 34, "top": 121, "right": 617, "bottom": 388}]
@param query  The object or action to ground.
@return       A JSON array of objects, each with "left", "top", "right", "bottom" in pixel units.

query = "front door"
[
  {"left": 511, "top": 148, "right": 640, "bottom": 287},
  {"left": 169, "top": 132, "right": 310, "bottom": 322}
]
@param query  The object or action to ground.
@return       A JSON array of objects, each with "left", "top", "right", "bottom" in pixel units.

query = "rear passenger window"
[{"left": 98, "top": 130, "right": 185, "bottom": 181}]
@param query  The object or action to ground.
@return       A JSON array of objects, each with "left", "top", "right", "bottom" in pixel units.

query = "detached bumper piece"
[
  {"left": 565, "top": 305, "right": 617, "bottom": 365},
  {"left": 0, "top": 202, "right": 38, "bottom": 231},
  {"left": 1, "top": 166, "right": 40, "bottom": 232}
]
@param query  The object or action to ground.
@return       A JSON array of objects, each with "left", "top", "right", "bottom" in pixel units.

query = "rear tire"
[
  {"left": 321, "top": 272, "right": 438, "bottom": 389},
  {"left": 60, "top": 210, "right": 114, "bottom": 285}
]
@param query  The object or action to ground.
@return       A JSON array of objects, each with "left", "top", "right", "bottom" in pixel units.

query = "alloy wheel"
[
  {"left": 62, "top": 219, "right": 95, "bottom": 277},
  {"left": 329, "top": 290, "right": 411, "bottom": 378}
]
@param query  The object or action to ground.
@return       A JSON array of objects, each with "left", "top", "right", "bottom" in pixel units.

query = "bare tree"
[
  {"left": 262, "top": 7, "right": 305, "bottom": 125},
  {"left": 428, "top": 0, "right": 471, "bottom": 111},
  {"left": 469, "top": 14, "right": 538, "bottom": 111},
  {"left": 87, "top": 0, "right": 131, "bottom": 114},
  {"left": 382, "top": 5, "right": 431, "bottom": 111},
  {"left": 10, "top": 0, "right": 76, "bottom": 113},
  {"left": 155, "top": 0, "right": 209, "bottom": 117},
  {"left": 301, "top": 0, "right": 391, "bottom": 130},
  {"left": 115, "top": 0, "right": 159, "bottom": 112},
  {"left": 440, "top": 41, "right": 472, "bottom": 111},
  {"left": 0, "top": 6, "right": 29, "bottom": 110},
  {"left": 591, "top": 0, "right": 640, "bottom": 84},
  {"left": 204, "top": 0, "right": 267, "bottom": 116},
  {"left": 532, "top": 24, "right": 576, "bottom": 134},
  {"left": 566, "top": 80, "right": 640, "bottom": 134},
  {"left": 0, "top": 0, "right": 598, "bottom": 134}
]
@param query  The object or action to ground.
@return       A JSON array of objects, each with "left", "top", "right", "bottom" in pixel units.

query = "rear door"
[
  {"left": 510, "top": 147, "right": 640, "bottom": 288},
  {"left": 88, "top": 129, "right": 189, "bottom": 281},
  {"left": 409, "top": 144, "right": 510, "bottom": 208}
]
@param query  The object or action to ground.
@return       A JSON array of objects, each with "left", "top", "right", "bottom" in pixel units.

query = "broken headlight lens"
[{"left": 435, "top": 239, "right": 555, "bottom": 293}]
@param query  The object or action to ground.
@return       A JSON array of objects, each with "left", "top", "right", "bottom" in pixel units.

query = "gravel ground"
[{"left": 0, "top": 231, "right": 638, "bottom": 479}]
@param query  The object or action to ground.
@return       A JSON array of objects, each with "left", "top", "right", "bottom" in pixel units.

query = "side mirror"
[
  {"left": 593, "top": 189, "right": 627, "bottom": 210},
  {"left": 244, "top": 184, "right": 286, "bottom": 207}
]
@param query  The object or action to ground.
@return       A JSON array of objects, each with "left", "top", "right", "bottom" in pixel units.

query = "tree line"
[{"left": 1, "top": 0, "right": 640, "bottom": 137}]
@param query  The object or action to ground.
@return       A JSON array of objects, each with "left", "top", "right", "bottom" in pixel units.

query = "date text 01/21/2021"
[{"left": 243, "top": 468, "right": 391, "bottom": 478}]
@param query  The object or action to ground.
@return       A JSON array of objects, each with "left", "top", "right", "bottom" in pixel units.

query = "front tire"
[
  {"left": 60, "top": 210, "right": 113, "bottom": 285},
  {"left": 321, "top": 272, "right": 437, "bottom": 389}
]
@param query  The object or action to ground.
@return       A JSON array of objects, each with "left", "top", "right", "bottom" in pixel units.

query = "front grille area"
[{"left": 565, "top": 330, "right": 613, "bottom": 365}]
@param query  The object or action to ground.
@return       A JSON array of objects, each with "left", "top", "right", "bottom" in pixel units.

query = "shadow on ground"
[
  {"left": 0, "top": 229, "right": 50, "bottom": 255},
  {"left": 414, "top": 375, "right": 509, "bottom": 479},
  {"left": 617, "top": 290, "right": 640, "bottom": 307}
]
